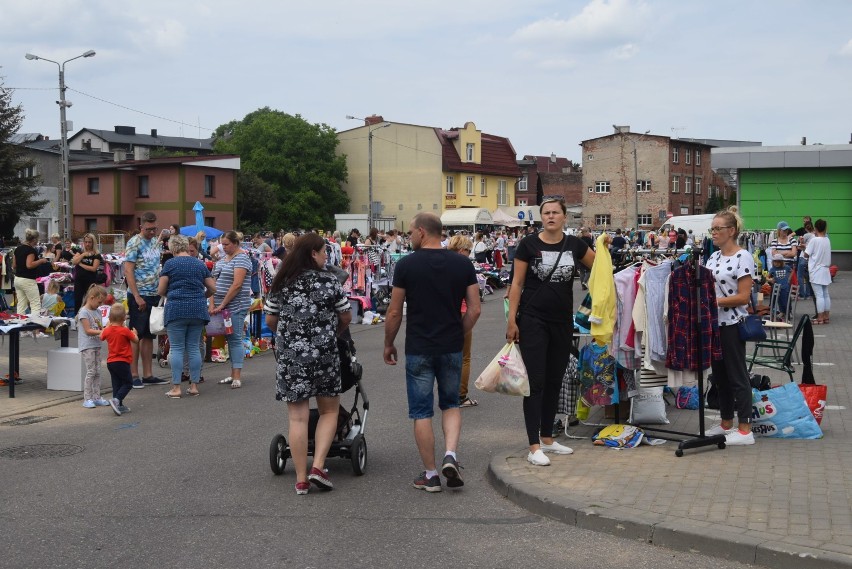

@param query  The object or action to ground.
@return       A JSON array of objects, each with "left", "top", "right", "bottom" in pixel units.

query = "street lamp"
[
  {"left": 25, "top": 49, "right": 96, "bottom": 238},
  {"left": 346, "top": 115, "right": 391, "bottom": 230}
]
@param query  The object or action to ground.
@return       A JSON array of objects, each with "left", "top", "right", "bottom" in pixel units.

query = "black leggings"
[
  {"left": 518, "top": 313, "right": 573, "bottom": 445},
  {"left": 711, "top": 325, "right": 753, "bottom": 425}
]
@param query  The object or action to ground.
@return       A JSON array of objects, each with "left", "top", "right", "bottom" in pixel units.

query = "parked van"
[{"left": 659, "top": 213, "right": 716, "bottom": 242}]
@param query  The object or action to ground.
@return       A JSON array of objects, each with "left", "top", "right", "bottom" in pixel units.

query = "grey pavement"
[{"left": 1, "top": 274, "right": 849, "bottom": 569}]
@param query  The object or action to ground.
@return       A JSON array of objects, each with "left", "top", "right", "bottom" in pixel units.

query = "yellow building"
[{"left": 337, "top": 117, "right": 520, "bottom": 231}]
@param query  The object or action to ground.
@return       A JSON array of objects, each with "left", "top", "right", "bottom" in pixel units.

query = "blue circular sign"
[{"left": 517, "top": 211, "right": 525, "bottom": 220}]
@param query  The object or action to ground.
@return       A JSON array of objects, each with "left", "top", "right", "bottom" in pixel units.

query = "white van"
[{"left": 659, "top": 213, "right": 716, "bottom": 242}]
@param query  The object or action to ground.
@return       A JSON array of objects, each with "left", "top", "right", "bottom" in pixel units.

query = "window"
[
  {"left": 138, "top": 175, "right": 149, "bottom": 198},
  {"left": 636, "top": 180, "right": 652, "bottom": 192},
  {"left": 685, "top": 149, "right": 691, "bottom": 165},
  {"left": 518, "top": 199, "right": 527, "bottom": 206},
  {"left": 480, "top": 178, "right": 487, "bottom": 197},
  {"left": 695, "top": 149, "right": 701, "bottom": 165},
  {"left": 672, "top": 147, "right": 679, "bottom": 164},
  {"left": 594, "top": 214, "right": 611, "bottom": 226},
  {"left": 204, "top": 216, "right": 215, "bottom": 227},
  {"left": 672, "top": 175, "right": 680, "bottom": 193},
  {"left": 685, "top": 176, "right": 692, "bottom": 194},
  {"left": 638, "top": 214, "right": 653, "bottom": 226},
  {"left": 594, "top": 181, "right": 611, "bottom": 193},
  {"left": 587, "top": 154, "right": 593, "bottom": 161},
  {"left": 466, "top": 143, "right": 474, "bottom": 162},
  {"left": 518, "top": 175, "right": 528, "bottom": 192},
  {"left": 497, "top": 180, "right": 507, "bottom": 206},
  {"left": 18, "top": 165, "right": 37, "bottom": 178},
  {"left": 465, "top": 176, "right": 474, "bottom": 196},
  {"left": 680, "top": 206, "right": 689, "bottom": 215},
  {"left": 204, "top": 175, "right": 215, "bottom": 197},
  {"left": 695, "top": 177, "right": 701, "bottom": 195},
  {"left": 446, "top": 176, "right": 454, "bottom": 195},
  {"left": 28, "top": 218, "right": 50, "bottom": 242},
  {"left": 85, "top": 218, "right": 97, "bottom": 232},
  {"left": 87, "top": 177, "right": 99, "bottom": 194}
]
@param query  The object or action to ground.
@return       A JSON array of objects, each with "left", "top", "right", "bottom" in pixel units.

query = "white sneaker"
[
  {"left": 705, "top": 424, "right": 734, "bottom": 437},
  {"left": 527, "top": 450, "right": 551, "bottom": 466},
  {"left": 540, "top": 440, "right": 574, "bottom": 455},
  {"left": 725, "top": 430, "right": 755, "bottom": 446}
]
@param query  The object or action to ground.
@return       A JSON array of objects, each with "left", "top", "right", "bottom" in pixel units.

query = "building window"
[
  {"left": 685, "top": 149, "right": 691, "bottom": 165},
  {"left": 480, "top": 178, "right": 486, "bottom": 197},
  {"left": 204, "top": 175, "right": 215, "bottom": 197},
  {"left": 87, "top": 177, "right": 99, "bottom": 194},
  {"left": 204, "top": 216, "right": 214, "bottom": 227},
  {"left": 466, "top": 143, "right": 474, "bottom": 162},
  {"left": 594, "top": 181, "right": 611, "bottom": 193},
  {"left": 497, "top": 180, "right": 507, "bottom": 206},
  {"left": 695, "top": 177, "right": 701, "bottom": 195},
  {"left": 587, "top": 154, "right": 593, "bottom": 161},
  {"left": 685, "top": 176, "right": 692, "bottom": 194},
  {"left": 638, "top": 214, "right": 653, "bottom": 226},
  {"left": 28, "top": 218, "right": 50, "bottom": 242},
  {"left": 518, "top": 199, "right": 527, "bottom": 206},
  {"left": 18, "top": 165, "right": 37, "bottom": 178},
  {"left": 85, "top": 218, "right": 97, "bottom": 232},
  {"left": 465, "top": 176, "right": 474, "bottom": 196},
  {"left": 518, "top": 175, "right": 528, "bottom": 192},
  {"left": 138, "top": 175, "right": 149, "bottom": 198},
  {"left": 446, "top": 176, "right": 454, "bottom": 195},
  {"left": 695, "top": 149, "right": 701, "bottom": 166},
  {"left": 594, "top": 214, "right": 611, "bottom": 226},
  {"left": 672, "top": 147, "right": 679, "bottom": 164},
  {"left": 636, "top": 180, "right": 652, "bottom": 192},
  {"left": 680, "top": 206, "right": 689, "bottom": 215},
  {"left": 672, "top": 175, "right": 680, "bottom": 193}
]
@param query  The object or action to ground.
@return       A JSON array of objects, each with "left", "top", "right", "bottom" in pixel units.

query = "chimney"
[
  {"left": 151, "top": 129, "right": 158, "bottom": 138},
  {"left": 613, "top": 125, "right": 630, "bottom": 134},
  {"left": 113, "top": 148, "right": 127, "bottom": 162},
  {"left": 115, "top": 126, "right": 136, "bottom": 135},
  {"left": 134, "top": 147, "right": 150, "bottom": 161},
  {"left": 801, "top": 136, "right": 807, "bottom": 146},
  {"left": 365, "top": 115, "right": 384, "bottom": 126}
]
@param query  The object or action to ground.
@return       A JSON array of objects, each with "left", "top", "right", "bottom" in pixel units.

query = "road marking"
[{"left": 825, "top": 405, "right": 846, "bottom": 411}]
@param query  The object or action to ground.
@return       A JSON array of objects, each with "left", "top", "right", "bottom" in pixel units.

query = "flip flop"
[
  {"left": 166, "top": 391, "right": 182, "bottom": 399},
  {"left": 460, "top": 397, "right": 478, "bottom": 407},
  {"left": 231, "top": 379, "right": 241, "bottom": 389},
  {"left": 185, "top": 389, "right": 200, "bottom": 397},
  {"left": 218, "top": 377, "right": 233, "bottom": 384}
]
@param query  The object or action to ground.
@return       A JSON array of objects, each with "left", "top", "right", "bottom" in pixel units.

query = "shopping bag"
[
  {"left": 149, "top": 298, "right": 166, "bottom": 336},
  {"left": 798, "top": 384, "right": 827, "bottom": 425},
  {"left": 474, "top": 343, "right": 511, "bottom": 393},
  {"left": 206, "top": 313, "right": 225, "bottom": 336},
  {"left": 751, "top": 381, "right": 822, "bottom": 439},
  {"left": 475, "top": 342, "right": 530, "bottom": 396},
  {"left": 675, "top": 385, "right": 699, "bottom": 410}
]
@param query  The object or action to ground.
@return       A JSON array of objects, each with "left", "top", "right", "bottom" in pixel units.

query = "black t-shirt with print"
[{"left": 515, "top": 234, "right": 589, "bottom": 322}]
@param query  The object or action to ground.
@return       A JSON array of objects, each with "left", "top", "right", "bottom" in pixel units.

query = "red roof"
[{"left": 435, "top": 129, "right": 521, "bottom": 177}]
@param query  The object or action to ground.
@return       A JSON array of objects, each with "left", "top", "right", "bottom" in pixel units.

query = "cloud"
[
  {"left": 127, "top": 18, "right": 188, "bottom": 52},
  {"left": 840, "top": 39, "right": 852, "bottom": 57},
  {"left": 610, "top": 43, "right": 638, "bottom": 60}
]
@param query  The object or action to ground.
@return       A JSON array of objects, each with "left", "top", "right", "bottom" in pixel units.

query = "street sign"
[
  {"left": 518, "top": 211, "right": 525, "bottom": 220},
  {"left": 527, "top": 209, "right": 534, "bottom": 221}
]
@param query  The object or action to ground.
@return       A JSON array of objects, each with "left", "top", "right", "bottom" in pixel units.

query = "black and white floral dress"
[{"left": 264, "top": 269, "right": 350, "bottom": 402}]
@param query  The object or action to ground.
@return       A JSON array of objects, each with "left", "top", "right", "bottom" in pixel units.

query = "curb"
[{"left": 488, "top": 450, "right": 852, "bottom": 569}]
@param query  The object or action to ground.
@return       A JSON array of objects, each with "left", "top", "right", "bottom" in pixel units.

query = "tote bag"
[{"left": 149, "top": 298, "right": 167, "bottom": 336}]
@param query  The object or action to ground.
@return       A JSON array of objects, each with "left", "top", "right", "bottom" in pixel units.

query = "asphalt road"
[{"left": 0, "top": 290, "right": 755, "bottom": 569}]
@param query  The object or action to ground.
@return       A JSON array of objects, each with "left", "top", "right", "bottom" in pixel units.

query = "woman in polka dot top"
[{"left": 703, "top": 208, "right": 757, "bottom": 446}]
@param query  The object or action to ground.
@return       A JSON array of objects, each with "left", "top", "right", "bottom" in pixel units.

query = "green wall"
[{"left": 739, "top": 168, "right": 852, "bottom": 251}]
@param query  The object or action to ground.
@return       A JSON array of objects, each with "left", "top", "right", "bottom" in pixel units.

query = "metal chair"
[{"left": 748, "top": 314, "right": 809, "bottom": 383}]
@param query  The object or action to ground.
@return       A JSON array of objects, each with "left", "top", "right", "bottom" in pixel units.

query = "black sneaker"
[
  {"left": 142, "top": 376, "right": 168, "bottom": 385},
  {"left": 132, "top": 378, "right": 144, "bottom": 389},
  {"left": 441, "top": 455, "right": 464, "bottom": 488},
  {"left": 413, "top": 471, "right": 442, "bottom": 493}
]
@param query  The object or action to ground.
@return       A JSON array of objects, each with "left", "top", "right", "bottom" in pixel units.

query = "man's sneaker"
[
  {"left": 705, "top": 424, "right": 735, "bottom": 437},
  {"left": 109, "top": 398, "right": 122, "bottom": 416},
  {"left": 132, "top": 378, "right": 145, "bottom": 389},
  {"left": 142, "top": 376, "right": 168, "bottom": 385},
  {"left": 441, "top": 455, "right": 464, "bottom": 488},
  {"left": 527, "top": 449, "right": 551, "bottom": 466},
  {"left": 540, "top": 440, "right": 574, "bottom": 455},
  {"left": 117, "top": 405, "right": 131, "bottom": 414},
  {"left": 295, "top": 482, "right": 310, "bottom": 495},
  {"left": 725, "top": 430, "right": 755, "bottom": 446},
  {"left": 308, "top": 466, "right": 333, "bottom": 491},
  {"left": 93, "top": 398, "right": 110, "bottom": 407},
  {"left": 413, "top": 471, "right": 442, "bottom": 492},
  {"left": 82, "top": 399, "right": 96, "bottom": 409}
]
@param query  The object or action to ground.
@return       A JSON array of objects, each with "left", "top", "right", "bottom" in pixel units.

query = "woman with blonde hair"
[
  {"left": 13, "top": 228, "right": 50, "bottom": 314},
  {"left": 447, "top": 235, "right": 478, "bottom": 407},
  {"left": 71, "top": 233, "right": 104, "bottom": 316}
]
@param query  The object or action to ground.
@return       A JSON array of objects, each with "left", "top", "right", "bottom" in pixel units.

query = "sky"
[{"left": 3, "top": 0, "right": 852, "bottom": 162}]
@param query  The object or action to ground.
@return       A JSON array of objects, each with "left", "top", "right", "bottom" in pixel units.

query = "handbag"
[
  {"left": 737, "top": 297, "right": 767, "bottom": 342},
  {"left": 149, "top": 298, "right": 167, "bottom": 336},
  {"left": 474, "top": 342, "right": 530, "bottom": 396},
  {"left": 206, "top": 313, "right": 225, "bottom": 336}
]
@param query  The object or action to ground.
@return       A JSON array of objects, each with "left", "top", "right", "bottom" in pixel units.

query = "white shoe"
[
  {"left": 527, "top": 450, "right": 551, "bottom": 466},
  {"left": 725, "top": 430, "right": 755, "bottom": 446},
  {"left": 705, "top": 424, "right": 734, "bottom": 437},
  {"left": 540, "top": 440, "right": 574, "bottom": 455}
]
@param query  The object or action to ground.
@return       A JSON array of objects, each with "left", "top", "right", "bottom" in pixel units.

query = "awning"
[
  {"left": 491, "top": 208, "right": 526, "bottom": 227},
  {"left": 495, "top": 206, "right": 538, "bottom": 224},
  {"left": 440, "top": 208, "right": 493, "bottom": 227}
]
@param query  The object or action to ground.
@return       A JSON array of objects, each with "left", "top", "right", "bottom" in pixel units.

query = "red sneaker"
[
  {"left": 308, "top": 466, "right": 333, "bottom": 491},
  {"left": 295, "top": 481, "right": 310, "bottom": 495}
]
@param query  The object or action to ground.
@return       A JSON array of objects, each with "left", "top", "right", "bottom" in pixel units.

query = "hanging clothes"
[
  {"left": 665, "top": 262, "right": 722, "bottom": 371},
  {"left": 588, "top": 233, "right": 616, "bottom": 346}
]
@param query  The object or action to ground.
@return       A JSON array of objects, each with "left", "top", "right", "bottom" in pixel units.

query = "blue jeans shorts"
[{"left": 405, "top": 352, "right": 462, "bottom": 420}]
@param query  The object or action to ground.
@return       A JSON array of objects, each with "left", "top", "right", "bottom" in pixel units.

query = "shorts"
[
  {"left": 128, "top": 294, "right": 161, "bottom": 340},
  {"left": 405, "top": 352, "right": 462, "bottom": 420}
]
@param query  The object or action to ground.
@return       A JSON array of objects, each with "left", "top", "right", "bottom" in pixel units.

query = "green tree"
[
  {"left": 0, "top": 78, "right": 47, "bottom": 238},
  {"left": 213, "top": 108, "right": 348, "bottom": 230}
]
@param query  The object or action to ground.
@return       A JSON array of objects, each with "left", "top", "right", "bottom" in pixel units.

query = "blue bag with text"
[{"left": 751, "top": 381, "right": 823, "bottom": 439}]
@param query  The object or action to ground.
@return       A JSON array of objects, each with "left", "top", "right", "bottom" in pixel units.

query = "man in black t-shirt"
[{"left": 384, "top": 212, "right": 481, "bottom": 492}]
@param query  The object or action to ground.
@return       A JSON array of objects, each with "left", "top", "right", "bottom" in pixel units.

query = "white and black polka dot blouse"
[{"left": 705, "top": 249, "right": 756, "bottom": 326}]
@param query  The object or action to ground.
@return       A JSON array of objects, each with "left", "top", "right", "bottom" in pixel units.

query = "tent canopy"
[
  {"left": 179, "top": 225, "right": 223, "bottom": 238},
  {"left": 440, "top": 207, "right": 493, "bottom": 227},
  {"left": 491, "top": 207, "right": 527, "bottom": 227}
]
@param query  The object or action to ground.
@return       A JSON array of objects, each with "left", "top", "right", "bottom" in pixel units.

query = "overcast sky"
[{"left": 3, "top": 0, "right": 851, "bottom": 161}]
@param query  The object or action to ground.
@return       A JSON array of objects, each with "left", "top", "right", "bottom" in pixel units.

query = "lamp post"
[
  {"left": 346, "top": 116, "right": 390, "bottom": 230},
  {"left": 25, "top": 49, "right": 96, "bottom": 238}
]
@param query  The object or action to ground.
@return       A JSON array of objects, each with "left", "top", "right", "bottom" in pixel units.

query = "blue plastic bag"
[
  {"left": 675, "top": 385, "right": 699, "bottom": 410},
  {"left": 751, "top": 381, "right": 823, "bottom": 439}
]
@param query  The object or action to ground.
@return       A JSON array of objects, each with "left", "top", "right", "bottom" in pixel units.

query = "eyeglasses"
[
  {"left": 142, "top": 226, "right": 158, "bottom": 232},
  {"left": 708, "top": 226, "right": 732, "bottom": 233}
]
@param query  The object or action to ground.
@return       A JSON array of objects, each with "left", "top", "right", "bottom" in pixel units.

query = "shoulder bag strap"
[{"left": 522, "top": 235, "right": 569, "bottom": 309}]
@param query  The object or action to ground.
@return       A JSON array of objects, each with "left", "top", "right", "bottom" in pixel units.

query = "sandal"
[
  {"left": 218, "top": 377, "right": 233, "bottom": 384},
  {"left": 165, "top": 390, "right": 182, "bottom": 399},
  {"left": 186, "top": 389, "right": 200, "bottom": 396},
  {"left": 231, "top": 379, "right": 241, "bottom": 389},
  {"left": 460, "top": 397, "right": 478, "bottom": 407}
]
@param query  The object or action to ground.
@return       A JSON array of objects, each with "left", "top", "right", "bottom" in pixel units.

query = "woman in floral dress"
[{"left": 264, "top": 234, "right": 352, "bottom": 495}]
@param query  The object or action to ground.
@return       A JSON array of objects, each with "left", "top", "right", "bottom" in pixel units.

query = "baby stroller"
[
  {"left": 157, "top": 334, "right": 170, "bottom": 368},
  {"left": 269, "top": 330, "right": 369, "bottom": 476}
]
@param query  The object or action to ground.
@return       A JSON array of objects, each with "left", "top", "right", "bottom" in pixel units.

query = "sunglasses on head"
[{"left": 541, "top": 195, "right": 565, "bottom": 203}]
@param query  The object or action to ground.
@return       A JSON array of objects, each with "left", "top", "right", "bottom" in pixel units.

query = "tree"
[
  {"left": 213, "top": 108, "right": 348, "bottom": 230},
  {"left": 0, "top": 78, "right": 47, "bottom": 239}
]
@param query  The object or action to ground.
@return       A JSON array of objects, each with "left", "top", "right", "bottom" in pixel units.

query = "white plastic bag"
[{"left": 475, "top": 342, "right": 530, "bottom": 396}]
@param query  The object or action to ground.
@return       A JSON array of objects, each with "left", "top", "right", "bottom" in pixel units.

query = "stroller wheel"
[
  {"left": 159, "top": 359, "right": 168, "bottom": 368},
  {"left": 269, "top": 434, "right": 288, "bottom": 475},
  {"left": 350, "top": 434, "right": 367, "bottom": 476}
]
